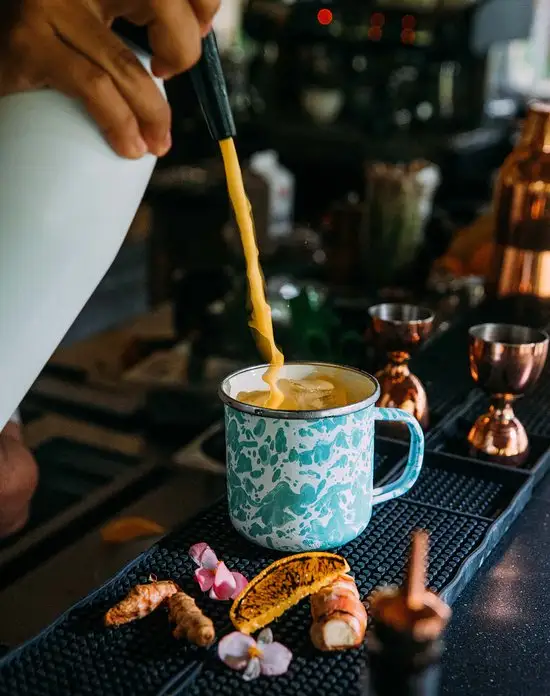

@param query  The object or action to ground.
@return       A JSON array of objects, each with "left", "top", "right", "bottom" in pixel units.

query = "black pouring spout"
[
  {"left": 189, "top": 32, "right": 236, "bottom": 141},
  {"left": 113, "top": 21, "right": 236, "bottom": 141}
]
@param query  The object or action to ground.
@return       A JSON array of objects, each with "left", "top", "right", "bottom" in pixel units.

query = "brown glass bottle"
[
  {"left": 364, "top": 627, "right": 444, "bottom": 696},
  {"left": 491, "top": 101, "right": 550, "bottom": 298}
]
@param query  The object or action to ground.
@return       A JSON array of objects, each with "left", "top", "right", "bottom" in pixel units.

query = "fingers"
[
  {"left": 103, "top": 0, "right": 219, "bottom": 33},
  {"left": 189, "top": 0, "right": 220, "bottom": 29},
  {"left": 45, "top": 39, "right": 149, "bottom": 158},
  {"left": 0, "top": 0, "right": 224, "bottom": 160},
  {"left": 106, "top": 1, "right": 220, "bottom": 80},
  {"left": 51, "top": 6, "right": 171, "bottom": 155},
  {"left": 147, "top": 0, "right": 203, "bottom": 80},
  {"left": 0, "top": 18, "right": 47, "bottom": 96}
]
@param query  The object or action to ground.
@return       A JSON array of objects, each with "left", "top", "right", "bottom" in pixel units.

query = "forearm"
[{"left": 0, "top": 417, "right": 38, "bottom": 538}]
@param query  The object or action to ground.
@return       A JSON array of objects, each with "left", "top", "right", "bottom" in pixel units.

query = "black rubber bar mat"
[{"left": 0, "top": 449, "right": 533, "bottom": 696}]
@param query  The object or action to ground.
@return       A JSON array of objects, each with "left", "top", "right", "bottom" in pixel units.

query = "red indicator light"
[
  {"left": 371, "top": 12, "right": 385, "bottom": 26},
  {"left": 317, "top": 8, "right": 333, "bottom": 26},
  {"left": 402, "top": 14, "right": 416, "bottom": 29},
  {"left": 368, "top": 26, "right": 382, "bottom": 41},
  {"left": 401, "top": 29, "right": 415, "bottom": 44}
]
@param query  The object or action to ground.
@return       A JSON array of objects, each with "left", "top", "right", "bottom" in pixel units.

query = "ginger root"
[
  {"left": 167, "top": 591, "right": 215, "bottom": 647},
  {"left": 310, "top": 574, "right": 367, "bottom": 651},
  {"left": 105, "top": 580, "right": 180, "bottom": 626}
]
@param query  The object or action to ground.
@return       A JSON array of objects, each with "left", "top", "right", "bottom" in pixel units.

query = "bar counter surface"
[{"left": 442, "top": 472, "right": 550, "bottom": 695}]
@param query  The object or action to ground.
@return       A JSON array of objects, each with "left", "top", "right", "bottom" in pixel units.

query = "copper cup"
[
  {"left": 468, "top": 323, "right": 549, "bottom": 463},
  {"left": 369, "top": 303, "right": 435, "bottom": 430}
]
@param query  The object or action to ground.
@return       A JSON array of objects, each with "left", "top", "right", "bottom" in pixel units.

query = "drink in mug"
[{"left": 220, "top": 362, "right": 424, "bottom": 552}]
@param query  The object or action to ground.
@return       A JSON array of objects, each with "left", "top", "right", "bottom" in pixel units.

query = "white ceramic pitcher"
[{"left": 0, "top": 49, "right": 164, "bottom": 430}]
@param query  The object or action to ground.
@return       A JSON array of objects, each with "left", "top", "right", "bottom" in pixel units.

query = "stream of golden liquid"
[{"left": 219, "top": 138, "right": 284, "bottom": 408}]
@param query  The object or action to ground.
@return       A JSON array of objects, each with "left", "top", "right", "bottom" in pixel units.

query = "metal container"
[{"left": 491, "top": 101, "right": 550, "bottom": 298}]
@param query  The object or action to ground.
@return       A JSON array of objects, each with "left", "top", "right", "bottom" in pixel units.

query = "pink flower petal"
[
  {"left": 195, "top": 567, "right": 215, "bottom": 592},
  {"left": 189, "top": 542, "right": 209, "bottom": 566},
  {"left": 230, "top": 572, "right": 249, "bottom": 600},
  {"left": 218, "top": 632, "right": 256, "bottom": 671},
  {"left": 213, "top": 561, "right": 237, "bottom": 601},
  {"left": 200, "top": 547, "right": 219, "bottom": 571},
  {"left": 260, "top": 643, "right": 293, "bottom": 676}
]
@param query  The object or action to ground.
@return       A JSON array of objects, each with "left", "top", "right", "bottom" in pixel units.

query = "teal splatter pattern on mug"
[{"left": 221, "top": 363, "right": 424, "bottom": 553}]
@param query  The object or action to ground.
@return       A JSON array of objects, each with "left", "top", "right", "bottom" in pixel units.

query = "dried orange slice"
[
  {"left": 100, "top": 517, "right": 165, "bottom": 543},
  {"left": 230, "top": 552, "right": 350, "bottom": 634}
]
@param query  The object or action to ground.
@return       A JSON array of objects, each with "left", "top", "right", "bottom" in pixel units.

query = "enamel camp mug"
[{"left": 219, "top": 362, "right": 424, "bottom": 552}]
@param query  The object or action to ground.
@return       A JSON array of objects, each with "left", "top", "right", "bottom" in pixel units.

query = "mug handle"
[{"left": 372, "top": 407, "right": 424, "bottom": 506}]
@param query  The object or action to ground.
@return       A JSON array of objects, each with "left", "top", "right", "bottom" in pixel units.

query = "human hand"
[
  {"left": 0, "top": 422, "right": 38, "bottom": 538},
  {"left": 0, "top": 0, "right": 220, "bottom": 159}
]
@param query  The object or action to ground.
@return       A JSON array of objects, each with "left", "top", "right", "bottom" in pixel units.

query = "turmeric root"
[
  {"left": 310, "top": 574, "right": 367, "bottom": 651},
  {"left": 105, "top": 580, "right": 180, "bottom": 626},
  {"left": 167, "top": 591, "right": 215, "bottom": 647}
]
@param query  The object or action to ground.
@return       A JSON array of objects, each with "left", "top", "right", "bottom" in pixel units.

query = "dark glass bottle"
[
  {"left": 363, "top": 531, "right": 450, "bottom": 696},
  {"left": 365, "top": 623, "right": 444, "bottom": 696}
]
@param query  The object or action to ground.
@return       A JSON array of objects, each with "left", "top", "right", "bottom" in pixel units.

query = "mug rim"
[{"left": 219, "top": 361, "right": 381, "bottom": 420}]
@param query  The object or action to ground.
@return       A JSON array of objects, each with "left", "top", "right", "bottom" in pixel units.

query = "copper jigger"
[
  {"left": 468, "top": 323, "right": 549, "bottom": 464},
  {"left": 369, "top": 304, "right": 434, "bottom": 430}
]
